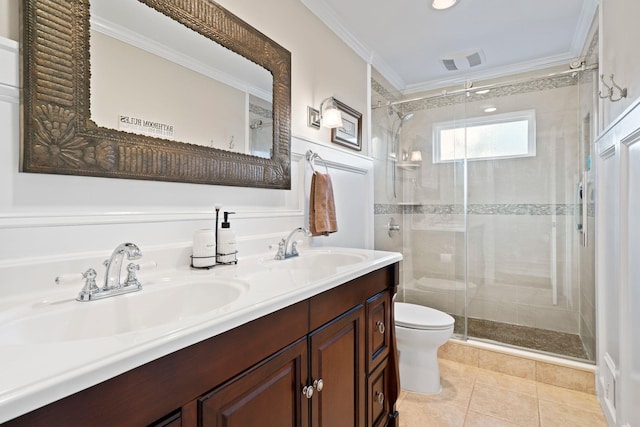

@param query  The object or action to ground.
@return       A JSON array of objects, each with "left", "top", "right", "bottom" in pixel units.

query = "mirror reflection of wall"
[
  {"left": 89, "top": 0, "right": 273, "bottom": 158},
  {"left": 249, "top": 95, "right": 273, "bottom": 158}
]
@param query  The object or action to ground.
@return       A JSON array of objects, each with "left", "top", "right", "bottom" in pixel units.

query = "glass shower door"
[{"left": 397, "top": 96, "right": 469, "bottom": 340}]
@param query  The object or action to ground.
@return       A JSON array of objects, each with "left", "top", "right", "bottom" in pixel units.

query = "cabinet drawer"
[
  {"left": 366, "top": 291, "right": 391, "bottom": 372},
  {"left": 310, "top": 267, "right": 391, "bottom": 330},
  {"left": 367, "top": 357, "right": 390, "bottom": 427}
]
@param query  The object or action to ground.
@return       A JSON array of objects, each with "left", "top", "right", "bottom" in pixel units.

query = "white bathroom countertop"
[{"left": 0, "top": 247, "right": 402, "bottom": 423}]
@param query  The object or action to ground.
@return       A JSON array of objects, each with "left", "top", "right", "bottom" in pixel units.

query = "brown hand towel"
[{"left": 309, "top": 172, "right": 337, "bottom": 236}]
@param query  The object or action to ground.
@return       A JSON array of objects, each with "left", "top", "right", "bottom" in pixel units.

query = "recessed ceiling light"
[
  {"left": 475, "top": 89, "right": 490, "bottom": 95},
  {"left": 432, "top": 0, "right": 458, "bottom": 10},
  {"left": 484, "top": 107, "right": 497, "bottom": 113}
]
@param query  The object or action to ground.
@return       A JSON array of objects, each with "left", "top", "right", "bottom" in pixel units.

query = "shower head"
[
  {"left": 399, "top": 111, "right": 414, "bottom": 121},
  {"left": 388, "top": 104, "right": 414, "bottom": 122},
  {"left": 392, "top": 112, "right": 413, "bottom": 134}
]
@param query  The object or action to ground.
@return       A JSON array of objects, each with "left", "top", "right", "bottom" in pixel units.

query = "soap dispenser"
[{"left": 217, "top": 211, "right": 238, "bottom": 264}]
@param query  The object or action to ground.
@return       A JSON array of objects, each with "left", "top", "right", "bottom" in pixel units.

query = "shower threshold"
[{"left": 451, "top": 315, "right": 591, "bottom": 361}]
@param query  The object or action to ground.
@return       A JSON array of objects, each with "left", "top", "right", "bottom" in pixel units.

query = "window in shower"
[{"left": 433, "top": 109, "right": 536, "bottom": 163}]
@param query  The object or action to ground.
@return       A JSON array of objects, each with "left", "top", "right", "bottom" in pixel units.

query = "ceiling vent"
[
  {"left": 442, "top": 58, "right": 458, "bottom": 71},
  {"left": 441, "top": 49, "right": 485, "bottom": 72}
]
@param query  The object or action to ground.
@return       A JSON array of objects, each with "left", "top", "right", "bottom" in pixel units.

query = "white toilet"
[{"left": 394, "top": 302, "right": 455, "bottom": 393}]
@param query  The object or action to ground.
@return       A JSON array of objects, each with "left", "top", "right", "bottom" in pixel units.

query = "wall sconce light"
[
  {"left": 307, "top": 97, "right": 344, "bottom": 129},
  {"left": 410, "top": 150, "right": 423, "bottom": 162}
]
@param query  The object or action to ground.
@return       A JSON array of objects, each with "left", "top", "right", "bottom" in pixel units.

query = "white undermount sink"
[
  {"left": 0, "top": 278, "right": 249, "bottom": 345},
  {"left": 259, "top": 249, "right": 368, "bottom": 270}
]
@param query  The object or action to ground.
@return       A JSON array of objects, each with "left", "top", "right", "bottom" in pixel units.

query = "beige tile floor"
[{"left": 397, "top": 359, "right": 608, "bottom": 427}]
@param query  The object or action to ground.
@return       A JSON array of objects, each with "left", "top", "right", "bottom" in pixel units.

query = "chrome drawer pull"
[{"left": 376, "top": 391, "right": 385, "bottom": 404}]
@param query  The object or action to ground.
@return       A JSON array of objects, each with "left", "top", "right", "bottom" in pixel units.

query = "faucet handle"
[
  {"left": 124, "top": 263, "right": 142, "bottom": 288},
  {"left": 76, "top": 268, "right": 100, "bottom": 301},
  {"left": 274, "top": 239, "right": 286, "bottom": 260}
]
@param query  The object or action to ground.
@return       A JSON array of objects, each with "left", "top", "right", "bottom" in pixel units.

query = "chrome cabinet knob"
[
  {"left": 376, "top": 320, "right": 386, "bottom": 334},
  {"left": 376, "top": 391, "right": 385, "bottom": 405},
  {"left": 313, "top": 379, "right": 324, "bottom": 392},
  {"left": 302, "top": 385, "right": 314, "bottom": 399}
]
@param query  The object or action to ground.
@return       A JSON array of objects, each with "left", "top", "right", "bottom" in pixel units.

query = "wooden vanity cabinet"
[
  {"left": 3, "top": 263, "right": 399, "bottom": 427},
  {"left": 200, "top": 307, "right": 364, "bottom": 427}
]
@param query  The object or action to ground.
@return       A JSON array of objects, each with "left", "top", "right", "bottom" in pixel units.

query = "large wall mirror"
[{"left": 22, "top": 0, "right": 292, "bottom": 188}]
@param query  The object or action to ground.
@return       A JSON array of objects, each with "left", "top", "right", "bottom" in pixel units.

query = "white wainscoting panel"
[{"left": 595, "top": 96, "right": 640, "bottom": 427}]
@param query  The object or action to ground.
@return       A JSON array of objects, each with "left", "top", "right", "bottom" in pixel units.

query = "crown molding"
[
  {"left": 570, "top": 0, "right": 599, "bottom": 57},
  {"left": 300, "top": 0, "right": 371, "bottom": 61},
  {"left": 369, "top": 52, "right": 406, "bottom": 93},
  {"left": 299, "top": 0, "right": 406, "bottom": 91}
]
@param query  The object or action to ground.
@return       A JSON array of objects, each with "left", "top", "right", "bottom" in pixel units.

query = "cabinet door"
[
  {"left": 199, "top": 338, "right": 308, "bottom": 427},
  {"left": 309, "top": 305, "right": 365, "bottom": 427}
]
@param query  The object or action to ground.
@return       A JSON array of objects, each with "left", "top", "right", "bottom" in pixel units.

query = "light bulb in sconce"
[
  {"left": 321, "top": 103, "right": 343, "bottom": 128},
  {"left": 307, "top": 96, "right": 343, "bottom": 129},
  {"left": 410, "top": 150, "right": 423, "bottom": 162}
]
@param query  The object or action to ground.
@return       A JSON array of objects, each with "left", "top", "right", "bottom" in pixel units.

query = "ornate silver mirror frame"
[{"left": 21, "top": 0, "right": 291, "bottom": 188}]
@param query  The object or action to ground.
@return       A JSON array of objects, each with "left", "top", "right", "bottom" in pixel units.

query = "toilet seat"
[{"left": 395, "top": 302, "right": 454, "bottom": 331}]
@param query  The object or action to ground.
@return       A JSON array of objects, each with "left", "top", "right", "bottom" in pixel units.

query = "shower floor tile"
[
  {"left": 397, "top": 359, "right": 607, "bottom": 427},
  {"left": 452, "top": 316, "right": 589, "bottom": 360}
]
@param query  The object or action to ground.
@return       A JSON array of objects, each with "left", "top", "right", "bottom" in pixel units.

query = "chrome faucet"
[
  {"left": 103, "top": 242, "right": 143, "bottom": 290},
  {"left": 274, "top": 227, "right": 311, "bottom": 260},
  {"left": 76, "top": 242, "right": 144, "bottom": 301}
]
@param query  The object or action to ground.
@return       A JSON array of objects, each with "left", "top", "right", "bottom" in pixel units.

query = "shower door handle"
[
  {"left": 575, "top": 181, "right": 583, "bottom": 232},
  {"left": 581, "top": 171, "right": 588, "bottom": 247}
]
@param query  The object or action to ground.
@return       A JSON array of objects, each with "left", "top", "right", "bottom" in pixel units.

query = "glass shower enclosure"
[{"left": 371, "top": 64, "right": 598, "bottom": 362}]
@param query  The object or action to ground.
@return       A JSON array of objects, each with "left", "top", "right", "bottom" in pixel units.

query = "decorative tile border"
[
  {"left": 374, "top": 204, "right": 404, "bottom": 215},
  {"left": 374, "top": 203, "right": 577, "bottom": 215},
  {"left": 585, "top": 30, "right": 598, "bottom": 63},
  {"left": 249, "top": 102, "right": 272, "bottom": 119},
  {"left": 371, "top": 78, "right": 400, "bottom": 104}
]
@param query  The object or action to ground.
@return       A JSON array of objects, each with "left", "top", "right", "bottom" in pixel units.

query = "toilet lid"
[{"left": 395, "top": 302, "right": 455, "bottom": 330}]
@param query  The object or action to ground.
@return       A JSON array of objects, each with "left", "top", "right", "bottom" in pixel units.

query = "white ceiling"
[{"left": 301, "top": 0, "right": 598, "bottom": 93}]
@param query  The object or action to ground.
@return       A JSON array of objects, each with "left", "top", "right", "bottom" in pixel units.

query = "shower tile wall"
[{"left": 373, "top": 69, "right": 587, "bottom": 340}]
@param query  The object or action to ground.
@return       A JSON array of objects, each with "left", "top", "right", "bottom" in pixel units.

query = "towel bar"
[{"left": 306, "top": 150, "right": 330, "bottom": 175}]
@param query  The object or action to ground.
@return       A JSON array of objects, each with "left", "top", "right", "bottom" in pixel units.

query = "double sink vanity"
[{"left": 0, "top": 246, "right": 402, "bottom": 426}]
